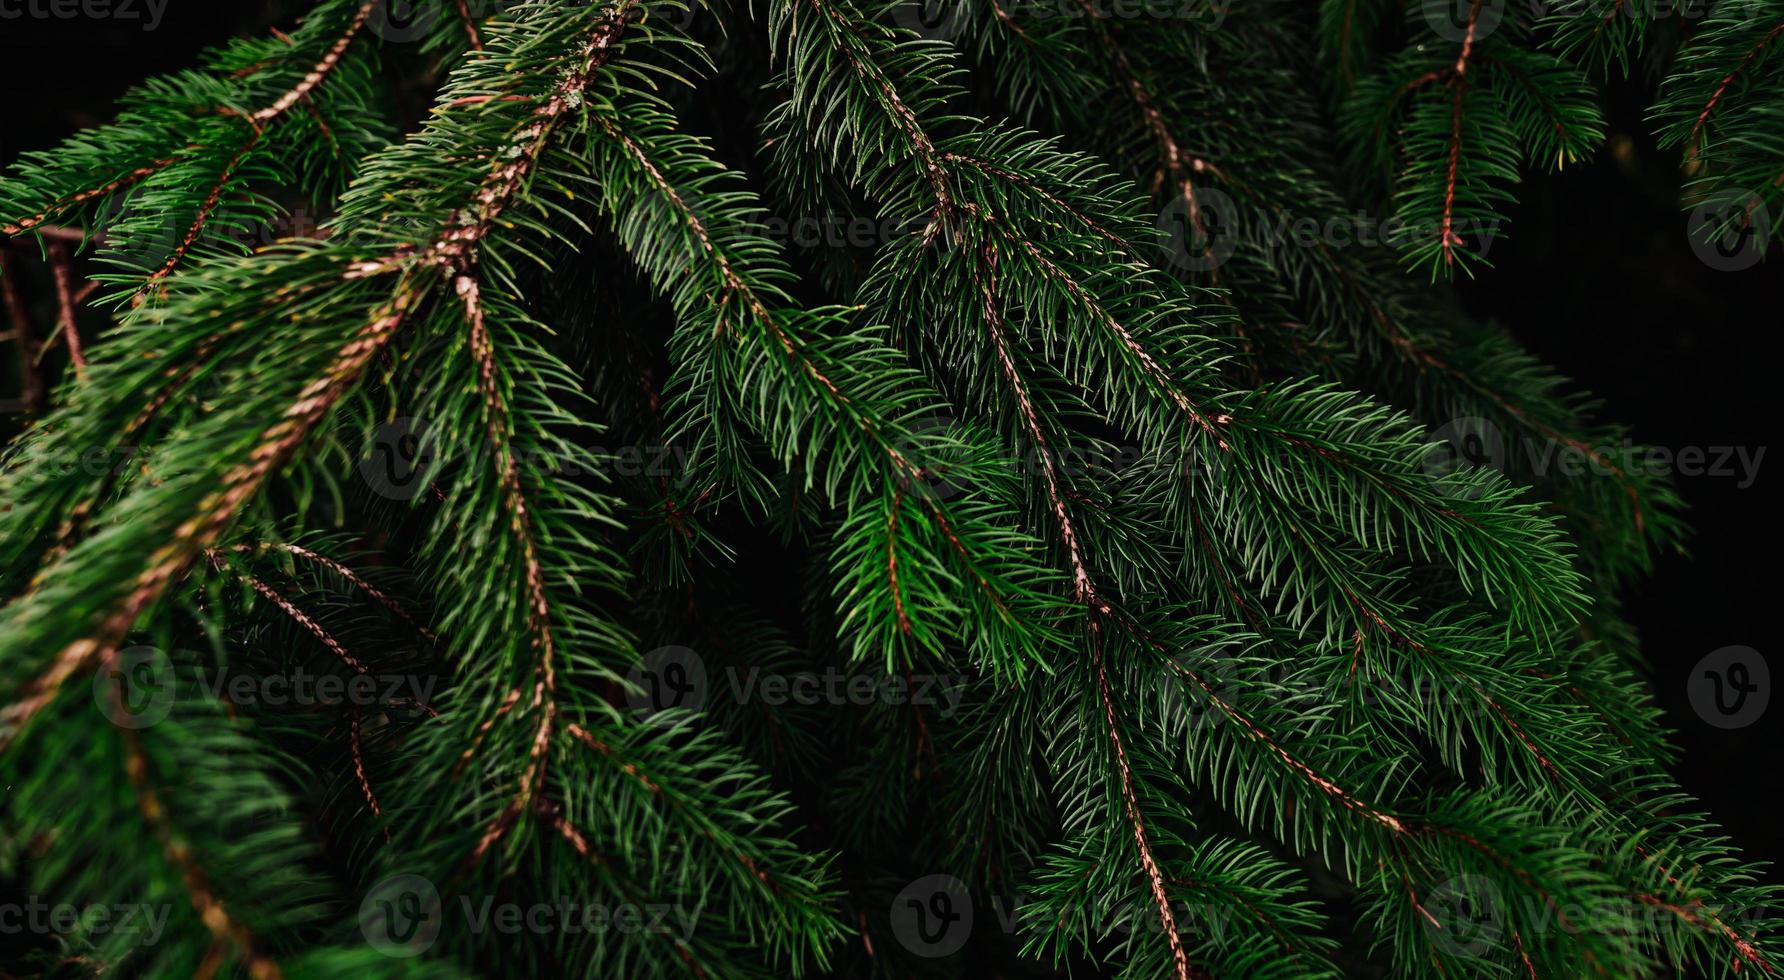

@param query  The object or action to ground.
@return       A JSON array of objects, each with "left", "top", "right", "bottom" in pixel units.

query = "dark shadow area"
[
  {"left": 1456, "top": 70, "right": 1781, "bottom": 871},
  {"left": 1, "top": 8, "right": 1777, "bottom": 974}
]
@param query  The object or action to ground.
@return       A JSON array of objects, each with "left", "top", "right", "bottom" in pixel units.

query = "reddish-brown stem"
[
  {"left": 1165, "top": 656, "right": 1411, "bottom": 834},
  {"left": 887, "top": 481, "right": 913, "bottom": 636},
  {"left": 444, "top": 94, "right": 531, "bottom": 107},
  {"left": 1689, "top": 21, "right": 1784, "bottom": 144},
  {"left": 981, "top": 216, "right": 1229, "bottom": 442},
  {"left": 1438, "top": 0, "right": 1486, "bottom": 266},
  {"left": 1, "top": 157, "right": 182, "bottom": 239},
  {"left": 566, "top": 722, "right": 662, "bottom": 795},
  {"left": 1093, "top": 629, "right": 1201, "bottom": 980},
  {"left": 1186, "top": 490, "right": 1267, "bottom": 633},
  {"left": 117, "top": 701, "right": 280, "bottom": 979},
  {"left": 46, "top": 242, "right": 86, "bottom": 377},
  {"left": 973, "top": 241, "right": 1102, "bottom": 608},
  {"left": 349, "top": 711, "right": 392, "bottom": 842},
  {"left": 224, "top": 559, "right": 371, "bottom": 674},
  {"left": 454, "top": 687, "right": 521, "bottom": 779},
  {"left": 252, "top": 0, "right": 379, "bottom": 123},
  {"left": 0, "top": 247, "right": 46, "bottom": 412},
  {"left": 138, "top": 0, "right": 376, "bottom": 295},
  {"left": 7, "top": 2, "right": 372, "bottom": 248},
  {"left": 1440, "top": 82, "right": 1468, "bottom": 264},
  {"left": 566, "top": 720, "right": 788, "bottom": 897},
  {"left": 455, "top": 0, "right": 485, "bottom": 49},
  {"left": 137, "top": 132, "right": 264, "bottom": 299},
  {"left": 591, "top": 106, "right": 1028, "bottom": 621},
  {"left": 1323, "top": 247, "right": 1647, "bottom": 532},
  {"left": 542, "top": 803, "right": 714, "bottom": 979},
  {"left": 0, "top": 283, "right": 416, "bottom": 747},
  {"left": 545, "top": 801, "right": 611, "bottom": 868},
  {"left": 1513, "top": 928, "right": 1538, "bottom": 979},
  {"left": 1480, "top": 54, "right": 1573, "bottom": 147},
  {"left": 805, "top": 0, "right": 954, "bottom": 211},
  {"left": 1660, "top": 892, "right": 1772, "bottom": 972},
  {"left": 1072, "top": 0, "right": 1227, "bottom": 287},
  {"left": 246, "top": 542, "right": 439, "bottom": 643},
  {"left": 943, "top": 151, "right": 1133, "bottom": 250},
  {"left": 457, "top": 273, "right": 560, "bottom": 872},
  {"left": 975, "top": 232, "right": 1199, "bottom": 974}
]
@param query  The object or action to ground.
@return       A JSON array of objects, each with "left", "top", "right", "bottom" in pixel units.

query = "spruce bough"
[{"left": 0, "top": 0, "right": 1777, "bottom": 976}]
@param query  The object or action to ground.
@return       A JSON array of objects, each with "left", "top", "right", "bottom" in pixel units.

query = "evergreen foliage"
[{"left": 0, "top": 0, "right": 1777, "bottom": 976}]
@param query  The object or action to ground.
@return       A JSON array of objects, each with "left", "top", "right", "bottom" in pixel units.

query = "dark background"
[
  {"left": 1456, "top": 72, "right": 1782, "bottom": 871},
  {"left": 2, "top": 0, "right": 1778, "bottom": 894}
]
